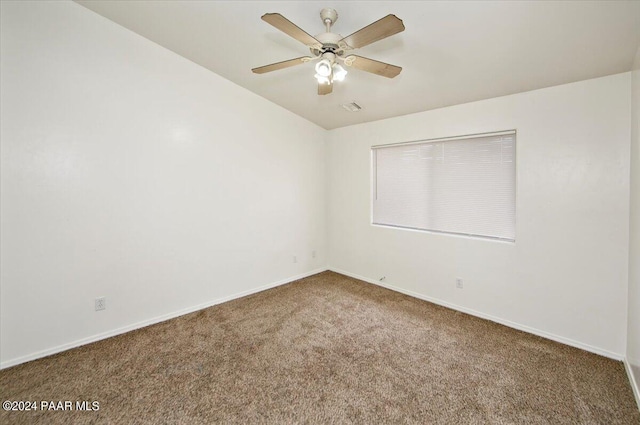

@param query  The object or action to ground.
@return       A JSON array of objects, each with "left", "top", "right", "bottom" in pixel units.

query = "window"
[{"left": 372, "top": 131, "right": 516, "bottom": 241}]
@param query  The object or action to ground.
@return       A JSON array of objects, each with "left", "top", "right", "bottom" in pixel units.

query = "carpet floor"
[{"left": 1, "top": 271, "right": 639, "bottom": 424}]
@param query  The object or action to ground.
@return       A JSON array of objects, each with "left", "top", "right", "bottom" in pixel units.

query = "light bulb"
[
  {"left": 315, "top": 59, "right": 332, "bottom": 77},
  {"left": 314, "top": 73, "right": 331, "bottom": 85},
  {"left": 332, "top": 64, "right": 347, "bottom": 82}
]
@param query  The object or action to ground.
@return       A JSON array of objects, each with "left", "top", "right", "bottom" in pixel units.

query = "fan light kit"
[{"left": 252, "top": 8, "right": 405, "bottom": 95}]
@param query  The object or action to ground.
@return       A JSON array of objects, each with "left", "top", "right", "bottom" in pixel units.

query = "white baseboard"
[
  {"left": 624, "top": 359, "right": 640, "bottom": 410},
  {"left": 0, "top": 268, "right": 328, "bottom": 370},
  {"left": 3, "top": 267, "right": 625, "bottom": 370},
  {"left": 328, "top": 267, "right": 624, "bottom": 361}
]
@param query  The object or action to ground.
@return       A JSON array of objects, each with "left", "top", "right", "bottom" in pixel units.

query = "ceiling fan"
[{"left": 252, "top": 8, "right": 405, "bottom": 95}]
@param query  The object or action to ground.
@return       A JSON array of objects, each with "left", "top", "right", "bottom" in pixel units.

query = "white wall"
[
  {"left": 628, "top": 46, "right": 640, "bottom": 404},
  {"left": 327, "top": 73, "right": 631, "bottom": 358},
  {"left": 0, "top": 1, "right": 326, "bottom": 367}
]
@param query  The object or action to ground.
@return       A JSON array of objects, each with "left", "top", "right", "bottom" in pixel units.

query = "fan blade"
[
  {"left": 252, "top": 56, "right": 313, "bottom": 74},
  {"left": 262, "top": 13, "right": 323, "bottom": 49},
  {"left": 318, "top": 82, "right": 333, "bottom": 95},
  {"left": 339, "top": 15, "right": 405, "bottom": 49},
  {"left": 344, "top": 55, "right": 402, "bottom": 78}
]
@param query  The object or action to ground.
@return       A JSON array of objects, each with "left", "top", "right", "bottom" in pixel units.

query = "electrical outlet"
[
  {"left": 293, "top": 255, "right": 297, "bottom": 263},
  {"left": 312, "top": 250, "right": 316, "bottom": 259},
  {"left": 456, "top": 278, "right": 464, "bottom": 289},
  {"left": 95, "top": 297, "right": 106, "bottom": 311}
]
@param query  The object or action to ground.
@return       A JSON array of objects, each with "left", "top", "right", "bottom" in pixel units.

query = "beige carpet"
[{"left": 1, "top": 271, "right": 638, "bottom": 424}]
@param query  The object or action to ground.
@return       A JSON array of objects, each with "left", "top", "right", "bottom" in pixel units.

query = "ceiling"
[{"left": 75, "top": 1, "right": 640, "bottom": 130}]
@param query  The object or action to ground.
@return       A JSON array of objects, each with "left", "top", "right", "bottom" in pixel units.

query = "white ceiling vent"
[{"left": 341, "top": 102, "right": 362, "bottom": 112}]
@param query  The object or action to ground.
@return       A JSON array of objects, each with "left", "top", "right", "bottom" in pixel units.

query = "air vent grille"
[{"left": 341, "top": 102, "right": 362, "bottom": 112}]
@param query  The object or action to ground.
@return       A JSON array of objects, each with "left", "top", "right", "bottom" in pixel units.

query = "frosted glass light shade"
[
  {"left": 315, "top": 59, "right": 332, "bottom": 77},
  {"left": 333, "top": 64, "right": 347, "bottom": 82}
]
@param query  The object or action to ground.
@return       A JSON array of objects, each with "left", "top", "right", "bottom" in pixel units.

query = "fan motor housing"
[{"left": 311, "top": 32, "right": 345, "bottom": 57}]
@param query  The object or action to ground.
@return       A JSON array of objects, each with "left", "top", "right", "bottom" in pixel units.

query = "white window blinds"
[{"left": 372, "top": 131, "right": 516, "bottom": 241}]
